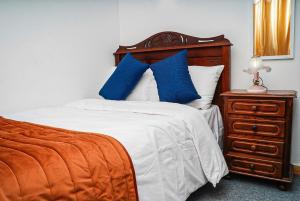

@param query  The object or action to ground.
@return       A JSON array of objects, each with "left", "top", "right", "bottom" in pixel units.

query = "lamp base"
[{"left": 247, "top": 85, "right": 267, "bottom": 93}]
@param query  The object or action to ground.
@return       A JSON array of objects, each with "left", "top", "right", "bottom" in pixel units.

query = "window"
[{"left": 253, "top": 0, "right": 295, "bottom": 59}]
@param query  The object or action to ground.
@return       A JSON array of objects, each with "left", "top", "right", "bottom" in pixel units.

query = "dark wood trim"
[
  {"left": 221, "top": 90, "right": 297, "bottom": 98},
  {"left": 114, "top": 31, "right": 232, "bottom": 110},
  {"left": 229, "top": 169, "right": 293, "bottom": 183},
  {"left": 115, "top": 32, "right": 231, "bottom": 54}
]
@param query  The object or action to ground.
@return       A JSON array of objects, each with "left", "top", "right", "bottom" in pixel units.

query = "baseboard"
[{"left": 294, "top": 165, "right": 300, "bottom": 175}]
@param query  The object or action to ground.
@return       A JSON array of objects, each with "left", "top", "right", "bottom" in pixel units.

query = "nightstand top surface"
[{"left": 221, "top": 89, "right": 297, "bottom": 98}]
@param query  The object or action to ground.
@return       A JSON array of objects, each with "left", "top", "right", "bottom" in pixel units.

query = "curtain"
[{"left": 254, "top": 0, "right": 291, "bottom": 56}]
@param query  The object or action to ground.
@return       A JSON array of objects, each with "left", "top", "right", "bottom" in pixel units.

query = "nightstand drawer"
[
  {"left": 227, "top": 136, "right": 284, "bottom": 158},
  {"left": 227, "top": 99, "right": 286, "bottom": 117},
  {"left": 228, "top": 117, "right": 285, "bottom": 138},
  {"left": 226, "top": 154, "right": 282, "bottom": 178}
]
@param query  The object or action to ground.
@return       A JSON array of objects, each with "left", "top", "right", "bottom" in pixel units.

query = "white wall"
[
  {"left": 1, "top": 0, "right": 299, "bottom": 165},
  {"left": 0, "top": 0, "right": 119, "bottom": 113},
  {"left": 118, "top": 0, "right": 300, "bottom": 165}
]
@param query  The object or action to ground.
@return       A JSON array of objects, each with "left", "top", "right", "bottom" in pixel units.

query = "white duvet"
[{"left": 5, "top": 99, "right": 228, "bottom": 201}]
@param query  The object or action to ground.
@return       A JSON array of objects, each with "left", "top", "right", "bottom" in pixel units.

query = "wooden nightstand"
[{"left": 221, "top": 90, "right": 297, "bottom": 190}]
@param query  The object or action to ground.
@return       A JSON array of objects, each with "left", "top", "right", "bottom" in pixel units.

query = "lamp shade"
[{"left": 250, "top": 56, "right": 263, "bottom": 69}]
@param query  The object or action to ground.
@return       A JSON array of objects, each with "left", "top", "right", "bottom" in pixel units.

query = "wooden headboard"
[{"left": 114, "top": 31, "right": 232, "bottom": 111}]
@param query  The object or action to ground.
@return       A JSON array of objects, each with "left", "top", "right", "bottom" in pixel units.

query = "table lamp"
[{"left": 243, "top": 56, "right": 271, "bottom": 93}]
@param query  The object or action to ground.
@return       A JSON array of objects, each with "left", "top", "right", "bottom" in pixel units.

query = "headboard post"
[
  {"left": 115, "top": 54, "right": 121, "bottom": 66},
  {"left": 222, "top": 45, "right": 231, "bottom": 92},
  {"left": 216, "top": 45, "right": 231, "bottom": 114},
  {"left": 113, "top": 31, "right": 232, "bottom": 113}
]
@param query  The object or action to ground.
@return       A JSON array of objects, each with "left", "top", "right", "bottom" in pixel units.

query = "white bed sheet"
[
  {"left": 5, "top": 99, "right": 228, "bottom": 201},
  {"left": 199, "top": 105, "right": 224, "bottom": 148}
]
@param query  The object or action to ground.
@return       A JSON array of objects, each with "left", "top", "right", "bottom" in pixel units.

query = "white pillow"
[
  {"left": 99, "top": 67, "right": 154, "bottom": 101},
  {"left": 99, "top": 65, "right": 223, "bottom": 109},
  {"left": 187, "top": 65, "right": 224, "bottom": 109},
  {"left": 142, "top": 65, "right": 224, "bottom": 109},
  {"left": 126, "top": 69, "right": 154, "bottom": 101},
  {"left": 145, "top": 71, "right": 159, "bottom": 101}
]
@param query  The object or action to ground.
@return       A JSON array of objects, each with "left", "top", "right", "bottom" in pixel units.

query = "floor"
[{"left": 187, "top": 175, "right": 300, "bottom": 201}]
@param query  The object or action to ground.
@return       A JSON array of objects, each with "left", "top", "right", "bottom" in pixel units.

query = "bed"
[{"left": 1, "top": 32, "right": 232, "bottom": 201}]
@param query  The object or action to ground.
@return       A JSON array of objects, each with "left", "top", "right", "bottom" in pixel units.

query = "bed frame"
[{"left": 114, "top": 31, "right": 232, "bottom": 112}]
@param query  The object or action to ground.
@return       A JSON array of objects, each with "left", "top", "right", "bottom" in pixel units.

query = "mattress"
[{"left": 4, "top": 99, "right": 228, "bottom": 201}]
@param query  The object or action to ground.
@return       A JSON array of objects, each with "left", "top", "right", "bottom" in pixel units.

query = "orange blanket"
[{"left": 0, "top": 117, "right": 138, "bottom": 201}]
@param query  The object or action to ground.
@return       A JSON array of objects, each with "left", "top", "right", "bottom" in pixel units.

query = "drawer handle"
[
  {"left": 250, "top": 145, "right": 256, "bottom": 151},
  {"left": 251, "top": 105, "right": 257, "bottom": 111},
  {"left": 252, "top": 125, "right": 257, "bottom": 131},
  {"left": 250, "top": 163, "right": 255, "bottom": 171}
]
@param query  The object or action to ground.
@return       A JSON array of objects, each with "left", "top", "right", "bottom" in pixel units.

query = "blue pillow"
[
  {"left": 99, "top": 53, "right": 149, "bottom": 100},
  {"left": 150, "top": 50, "right": 200, "bottom": 103}
]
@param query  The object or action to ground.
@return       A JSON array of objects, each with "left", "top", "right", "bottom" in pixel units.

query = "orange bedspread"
[{"left": 0, "top": 117, "right": 138, "bottom": 201}]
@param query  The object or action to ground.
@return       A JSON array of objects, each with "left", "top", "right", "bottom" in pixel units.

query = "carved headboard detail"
[
  {"left": 114, "top": 31, "right": 232, "bottom": 113},
  {"left": 118, "top": 31, "right": 228, "bottom": 50}
]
